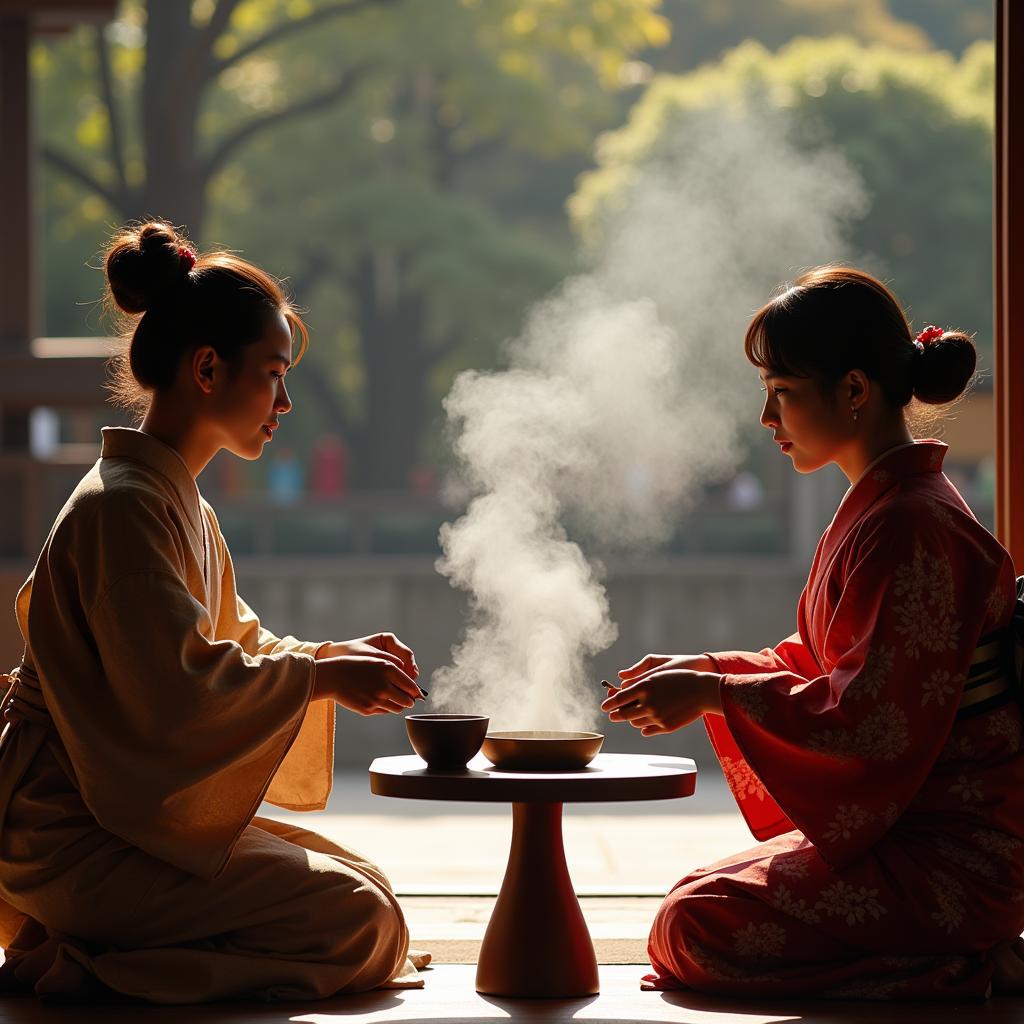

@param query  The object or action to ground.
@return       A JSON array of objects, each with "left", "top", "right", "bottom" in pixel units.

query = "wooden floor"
[
  {"left": 3, "top": 787, "right": 1021, "bottom": 1020},
  {"left": 0, "top": 966, "right": 1022, "bottom": 1024}
]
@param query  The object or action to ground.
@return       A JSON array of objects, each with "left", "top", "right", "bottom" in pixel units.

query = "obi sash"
[
  {"left": 957, "top": 577, "right": 1024, "bottom": 720},
  {"left": 957, "top": 632, "right": 1016, "bottom": 719}
]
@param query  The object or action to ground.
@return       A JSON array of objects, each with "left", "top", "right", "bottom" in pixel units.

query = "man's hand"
[
  {"left": 316, "top": 632, "right": 419, "bottom": 682},
  {"left": 601, "top": 654, "right": 722, "bottom": 736},
  {"left": 313, "top": 654, "right": 422, "bottom": 717}
]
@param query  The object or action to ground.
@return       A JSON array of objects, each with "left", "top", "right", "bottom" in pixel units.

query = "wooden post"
[
  {"left": 0, "top": 1, "right": 116, "bottom": 665},
  {"left": 995, "top": 0, "right": 1024, "bottom": 568},
  {"left": 0, "top": 12, "right": 34, "bottom": 566},
  {"left": 0, "top": 12, "right": 33, "bottom": 355}
]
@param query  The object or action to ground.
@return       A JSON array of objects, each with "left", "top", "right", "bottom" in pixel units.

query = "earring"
[{"left": 851, "top": 406, "right": 859, "bottom": 422}]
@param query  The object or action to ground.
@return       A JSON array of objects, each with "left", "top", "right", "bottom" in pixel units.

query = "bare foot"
[
  {"left": 407, "top": 948, "right": 433, "bottom": 970},
  {"left": 992, "top": 938, "right": 1024, "bottom": 994}
]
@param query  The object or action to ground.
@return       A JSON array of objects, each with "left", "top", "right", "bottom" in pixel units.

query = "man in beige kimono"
[{"left": 0, "top": 427, "right": 427, "bottom": 1002}]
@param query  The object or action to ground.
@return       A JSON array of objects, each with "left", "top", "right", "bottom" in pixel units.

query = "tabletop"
[{"left": 368, "top": 752, "right": 697, "bottom": 804}]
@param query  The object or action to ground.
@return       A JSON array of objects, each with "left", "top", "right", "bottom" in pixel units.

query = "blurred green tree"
[
  {"left": 887, "top": 0, "right": 993, "bottom": 54},
  {"left": 572, "top": 36, "right": 995, "bottom": 363},
  {"left": 646, "top": 1, "right": 990, "bottom": 75},
  {"left": 34, "top": 0, "right": 668, "bottom": 487}
]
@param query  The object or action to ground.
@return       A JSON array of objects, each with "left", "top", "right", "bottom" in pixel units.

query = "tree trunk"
[
  {"left": 130, "top": 1, "right": 433, "bottom": 473},
  {"left": 353, "top": 251, "right": 429, "bottom": 489},
  {"left": 139, "top": 1, "right": 207, "bottom": 236}
]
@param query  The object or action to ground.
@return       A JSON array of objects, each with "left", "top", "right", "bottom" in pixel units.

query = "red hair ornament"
[
  {"left": 913, "top": 325, "right": 943, "bottom": 353},
  {"left": 178, "top": 245, "right": 196, "bottom": 272}
]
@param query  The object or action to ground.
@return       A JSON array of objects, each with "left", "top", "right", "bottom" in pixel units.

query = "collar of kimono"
[
  {"left": 812, "top": 439, "right": 948, "bottom": 602},
  {"left": 99, "top": 427, "right": 203, "bottom": 537},
  {"left": 840, "top": 438, "right": 947, "bottom": 516}
]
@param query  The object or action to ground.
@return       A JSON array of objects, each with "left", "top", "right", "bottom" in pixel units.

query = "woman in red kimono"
[{"left": 602, "top": 266, "right": 1024, "bottom": 999}]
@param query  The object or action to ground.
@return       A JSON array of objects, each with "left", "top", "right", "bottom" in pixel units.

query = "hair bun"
[
  {"left": 913, "top": 329, "right": 977, "bottom": 405},
  {"left": 104, "top": 221, "right": 192, "bottom": 314}
]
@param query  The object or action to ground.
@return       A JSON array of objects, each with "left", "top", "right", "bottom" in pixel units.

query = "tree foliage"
[
  {"left": 572, "top": 36, "right": 995, "bottom": 363},
  {"left": 33, "top": 4, "right": 994, "bottom": 491},
  {"left": 888, "top": 0, "right": 993, "bottom": 54},
  {"left": 34, "top": 0, "right": 667, "bottom": 486},
  {"left": 646, "top": 0, "right": 990, "bottom": 74}
]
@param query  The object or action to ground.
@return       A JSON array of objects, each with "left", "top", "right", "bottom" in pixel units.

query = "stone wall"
[{"left": 234, "top": 555, "right": 807, "bottom": 771}]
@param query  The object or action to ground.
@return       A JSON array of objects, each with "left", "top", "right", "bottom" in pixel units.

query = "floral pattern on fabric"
[
  {"left": 815, "top": 881, "right": 887, "bottom": 926},
  {"left": 844, "top": 645, "right": 894, "bottom": 702},
  {"left": 928, "top": 870, "right": 967, "bottom": 934},
  {"left": 921, "top": 670, "right": 960, "bottom": 707},
  {"left": 823, "top": 804, "right": 872, "bottom": 843},
  {"left": 730, "top": 683, "right": 768, "bottom": 723},
  {"left": 972, "top": 828, "right": 1023, "bottom": 860},
  {"left": 987, "top": 586, "right": 1010, "bottom": 622},
  {"left": 986, "top": 709, "right": 1022, "bottom": 752},
  {"left": 807, "top": 703, "right": 910, "bottom": 764},
  {"left": 948, "top": 774, "right": 983, "bottom": 803},
  {"left": 768, "top": 884, "right": 821, "bottom": 925},
  {"left": 768, "top": 848, "right": 815, "bottom": 879},
  {"left": 649, "top": 443, "right": 1024, "bottom": 1000},
  {"left": 720, "top": 755, "right": 768, "bottom": 802},
  {"left": 892, "top": 542, "right": 960, "bottom": 659},
  {"left": 733, "top": 922, "right": 787, "bottom": 958}
]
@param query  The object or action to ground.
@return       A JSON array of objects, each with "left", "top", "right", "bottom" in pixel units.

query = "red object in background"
[
  {"left": 647, "top": 441, "right": 1023, "bottom": 999},
  {"left": 410, "top": 464, "right": 436, "bottom": 498},
  {"left": 310, "top": 435, "right": 350, "bottom": 498}
]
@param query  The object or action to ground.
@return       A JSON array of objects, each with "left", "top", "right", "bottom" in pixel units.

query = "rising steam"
[{"left": 432, "top": 110, "right": 866, "bottom": 731}]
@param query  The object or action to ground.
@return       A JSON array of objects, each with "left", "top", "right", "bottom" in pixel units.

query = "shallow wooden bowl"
[{"left": 481, "top": 730, "right": 604, "bottom": 771}]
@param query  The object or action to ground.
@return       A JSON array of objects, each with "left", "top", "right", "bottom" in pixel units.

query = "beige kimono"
[{"left": 0, "top": 427, "right": 421, "bottom": 1002}]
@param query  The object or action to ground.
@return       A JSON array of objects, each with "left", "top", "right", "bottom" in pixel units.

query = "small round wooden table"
[{"left": 368, "top": 751, "right": 697, "bottom": 999}]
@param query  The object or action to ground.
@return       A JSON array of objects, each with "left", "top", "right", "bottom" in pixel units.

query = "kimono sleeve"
[
  {"left": 212, "top": 517, "right": 335, "bottom": 813},
  {"left": 702, "top": 631, "right": 804, "bottom": 841},
  {"left": 700, "top": 607, "right": 821, "bottom": 840},
  {"left": 82, "top": 566, "right": 317, "bottom": 878},
  {"left": 706, "top": 624, "right": 822, "bottom": 680},
  {"left": 712, "top": 513, "right": 1002, "bottom": 869}
]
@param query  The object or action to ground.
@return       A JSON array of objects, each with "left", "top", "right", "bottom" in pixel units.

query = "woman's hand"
[
  {"left": 617, "top": 653, "right": 715, "bottom": 682},
  {"left": 316, "top": 632, "right": 419, "bottom": 681},
  {"left": 313, "top": 653, "right": 422, "bottom": 717},
  {"left": 601, "top": 653, "right": 723, "bottom": 736}
]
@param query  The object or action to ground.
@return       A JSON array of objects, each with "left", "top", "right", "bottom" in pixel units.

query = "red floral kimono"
[{"left": 647, "top": 441, "right": 1024, "bottom": 999}]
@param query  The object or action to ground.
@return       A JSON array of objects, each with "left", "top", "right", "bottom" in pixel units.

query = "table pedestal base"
[{"left": 475, "top": 801, "right": 599, "bottom": 998}]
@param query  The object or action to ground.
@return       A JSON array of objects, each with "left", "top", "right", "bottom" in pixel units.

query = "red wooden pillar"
[{"left": 995, "top": 0, "right": 1024, "bottom": 568}]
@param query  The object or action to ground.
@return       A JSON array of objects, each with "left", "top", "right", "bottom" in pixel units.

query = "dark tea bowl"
[{"left": 405, "top": 714, "right": 490, "bottom": 770}]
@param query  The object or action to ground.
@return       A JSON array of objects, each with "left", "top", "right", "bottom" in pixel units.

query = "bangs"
[
  {"left": 744, "top": 265, "right": 926, "bottom": 406},
  {"left": 743, "top": 295, "right": 813, "bottom": 379}
]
